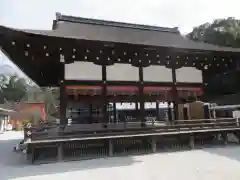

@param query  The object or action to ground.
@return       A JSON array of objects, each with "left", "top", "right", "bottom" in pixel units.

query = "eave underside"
[{"left": 0, "top": 25, "right": 239, "bottom": 88}]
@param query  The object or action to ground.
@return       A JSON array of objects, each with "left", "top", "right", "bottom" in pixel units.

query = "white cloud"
[{"left": 1, "top": 0, "right": 240, "bottom": 33}]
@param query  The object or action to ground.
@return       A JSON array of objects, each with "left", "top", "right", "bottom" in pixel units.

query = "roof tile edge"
[{"left": 55, "top": 12, "right": 180, "bottom": 34}]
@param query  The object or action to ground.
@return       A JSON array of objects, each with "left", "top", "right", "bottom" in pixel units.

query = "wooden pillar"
[
  {"left": 109, "top": 139, "right": 113, "bottom": 156},
  {"left": 171, "top": 58, "right": 179, "bottom": 121},
  {"left": 89, "top": 103, "right": 93, "bottom": 123},
  {"left": 167, "top": 102, "right": 172, "bottom": 122},
  {"left": 135, "top": 101, "right": 139, "bottom": 122},
  {"left": 27, "top": 144, "right": 35, "bottom": 164},
  {"left": 60, "top": 55, "right": 67, "bottom": 125},
  {"left": 139, "top": 66, "right": 145, "bottom": 125},
  {"left": 203, "top": 104, "right": 210, "bottom": 119},
  {"left": 222, "top": 132, "right": 228, "bottom": 145},
  {"left": 156, "top": 101, "right": 160, "bottom": 121},
  {"left": 135, "top": 101, "right": 139, "bottom": 112},
  {"left": 57, "top": 143, "right": 63, "bottom": 161},
  {"left": 183, "top": 104, "right": 189, "bottom": 120},
  {"left": 102, "top": 65, "right": 108, "bottom": 124},
  {"left": 151, "top": 136, "right": 156, "bottom": 153},
  {"left": 113, "top": 102, "right": 117, "bottom": 123},
  {"left": 136, "top": 101, "right": 139, "bottom": 109},
  {"left": 189, "top": 135, "right": 195, "bottom": 149}
]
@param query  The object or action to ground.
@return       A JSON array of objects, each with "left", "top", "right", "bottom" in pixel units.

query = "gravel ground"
[{"left": 1, "top": 131, "right": 240, "bottom": 180}]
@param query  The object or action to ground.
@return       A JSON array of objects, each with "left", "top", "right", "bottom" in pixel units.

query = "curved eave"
[
  {"left": 1, "top": 25, "right": 240, "bottom": 54},
  {"left": 0, "top": 25, "right": 239, "bottom": 87},
  {"left": 0, "top": 26, "right": 61, "bottom": 87},
  {"left": 0, "top": 47, "right": 39, "bottom": 85}
]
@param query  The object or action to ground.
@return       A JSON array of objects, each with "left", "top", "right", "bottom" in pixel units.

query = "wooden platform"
[
  {"left": 24, "top": 118, "right": 239, "bottom": 144},
  {"left": 25, "top": 126, "right": 240, "bottom": 144},
  {"left": 21, "top": 118, "right": 240, "bottom": 164}
]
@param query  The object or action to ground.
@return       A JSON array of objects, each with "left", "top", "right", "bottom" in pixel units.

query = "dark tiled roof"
[
  {"left": 54, "top": 12, "right": 180, "bottom": 33},
  {"left": 1, "top": 12, "right": 240, "bottom": 53}
]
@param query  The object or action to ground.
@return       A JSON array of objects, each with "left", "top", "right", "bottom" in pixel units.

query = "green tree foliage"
[
  {"left": 187, "top": 17, "right": 240, "bottom": 47},
  {"left": 206, "top": 70, "right": 240, "bottom": 95},
  {"left": 187, "top": 17, "right": 240, "bottom": 98},
  {"left": 42, "top": 87, "right": 59, "bottom": 117},
  {"left": 0, "top": 74, "right": 27, "bottom": 102}
]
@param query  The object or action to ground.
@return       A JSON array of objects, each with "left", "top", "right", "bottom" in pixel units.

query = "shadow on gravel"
[
  {"left": 2, "top": 132, "right": 239, "bottom": 180},
  {"left": 0, "top": 136, "right": 140, "bottom": 180}
]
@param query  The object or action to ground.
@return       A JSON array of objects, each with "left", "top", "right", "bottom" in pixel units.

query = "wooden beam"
[{"left": 60, "top": 56, "right": 67, "bottom": 125}]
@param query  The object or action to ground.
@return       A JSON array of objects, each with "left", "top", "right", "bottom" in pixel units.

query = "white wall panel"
[
  {"left": 176, "top": 67, "right": 203, "bottom": 83},
  {"left": 64, "top": 62, "right": 102, "bottom": 80},
  {"left": 107, "top": 63, "right": 139, "bottom": 81},
  {"left": 143, "top": 65, "right": 172, "bottom": 82}
]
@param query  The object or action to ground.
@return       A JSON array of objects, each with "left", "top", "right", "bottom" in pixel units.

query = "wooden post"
[
  {"left": 189, "top": 135, "right": 195, "bottom": 149},
  {"left": 113, "top": 102, "right": 117, "bottom": 123},
  {"left": 183, "top": 105, "right": 189, "bottom": 120},
  {"left": 156, "top": 101, "right": 160, "bottom": 122},
  {"left": 151, "top": 136, "right": 156, "bottom": 153},
  {"left": 216, "top": 133, "right": 221, "bottom": 141},
  {"left": 27, "top": 144, "right": 35, "bottom": 164},
  {"left": 222, "top": 132, "right": 228, "bottom": 145},
  {"left": 171, "top": 57, "right": 179, "bottom": 121},
  {"left": 167, "top": 102, "right": 172, "bottom": 123},
  {"left": 139, "top": 66, "right": 145, "bottom": 126},
  {"left": 60, "top": 55, "right": 67, "bottom": 125},
  {"left": 89, "top": 103, "right": 93, "bottom": 123},
  {"left": 102, "top": 65, "right": 108, "bottom": 124},
  {"left": 109, "top": 139, "right": 113, "bottom": 156},
  {"left": 57, "top": 143, "right": 63, "bottom": 161}
]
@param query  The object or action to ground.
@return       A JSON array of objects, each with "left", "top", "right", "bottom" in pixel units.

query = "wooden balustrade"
[{"left": 23, "top": 118, "right": 240, "bottom": 143}]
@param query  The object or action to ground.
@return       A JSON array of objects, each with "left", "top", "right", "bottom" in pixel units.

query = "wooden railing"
[{"left": 24, "top": 118, "right": 240, "bottom": 142}]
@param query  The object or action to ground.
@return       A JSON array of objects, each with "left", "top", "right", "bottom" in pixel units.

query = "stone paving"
[{"left": 1, "top": 131, "right": 240, "bottom": 180}]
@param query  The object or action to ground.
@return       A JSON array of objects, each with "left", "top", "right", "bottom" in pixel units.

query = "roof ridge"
[{"left": 55, "top": 12, "right": 180, "bottom": 34}]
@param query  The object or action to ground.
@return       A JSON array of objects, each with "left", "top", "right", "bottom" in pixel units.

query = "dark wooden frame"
[{"left": 0, "top": 17, "right": 239, "bottom": 127}]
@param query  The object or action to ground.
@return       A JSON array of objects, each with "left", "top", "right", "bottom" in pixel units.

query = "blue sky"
[{"left": 1, "top": 0, "right": 240, "bottom": 77}]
